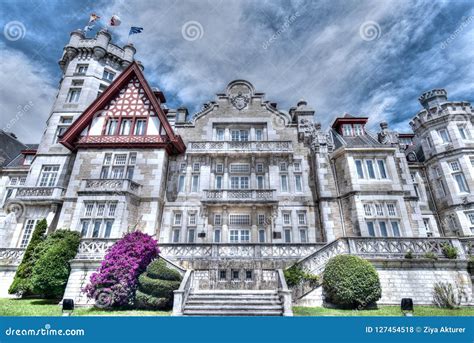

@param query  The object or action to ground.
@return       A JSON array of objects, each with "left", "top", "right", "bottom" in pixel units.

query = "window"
[
  {"left": 438, "top": 129, "right": 451, "bottom": 143},
  {"left": 23, "top": 155, "right": 34, "bottom": 165},
  {"left": 363, "top": 204, "right": 373, "bottom": 217},
  {"left": 230, "top": 230, "right": 239, "bottom": 242},
  {"left": 172, "top": 230, "right": 180, "bottom": 243},
  {"left": 80, "top": 201, "right": 116, "bottom": 238},
  {"left": 355, "top": 160, "right": 364, "bottom": 178},
  {"left": 38, "top": 165, "right": 59, "bottom": 187},
  {"left": 230, "top": 164, "right": 249, "bottom": 173},
  {"left": 279, "top": 163, "right": 287, "bottom": 172},
  {"left": 120, "top": 119, "right": 132, "bottom": 135},
  {"left": 214, "top": 229, "right": 221, "bottom": 243},
  {"left": 387, "top": 203, "right": 396, "bottom": 216},
  {"left": 379, "top": 221, "right": 388, "bottom": 237},
  {"left": 283, "top": 213, "right": 291, "bottom": 225},
  {"left": 215, "top": 175, "right": 222, "bottom": 189},
  {"left": 257, "top": 176, "right": 264, "bottom": 189},
  {"left": 134, "top": 119, "right": 146, "bottom": 135},
  {"left": 342, "top": 124, "right": 352, "bottom": 136},
  {"left": 188, "top": 213, "right": 196, "bottom": 226},
  {"left": 231, "top": 130, "right": 249, "bottom": 141},
  {"left": 179, "top": 163, "right": 187, "bottom": 173},
  {"left": 256, "top": 163, "right": 264, "bottom": 173},
  {"left": 193, "top": 163, "right": 200, "bottom": 172},
  {"left": 102, "top": 69, "right": 115, "bottom": 82},
  {"left": 453, "top": 173, "right": 469, "bottom": 193},
  {"left": 231, "top": 269, "right": 240, "bottom": 280},
  {"left": 216, "top": 129, "right": 224, "bottom": 141},
  {"left": 240, "top": 230, "right": 250, "bottom": 242},
  {"left": 104, "top": 153, "right": 112, "bottom": 165},
  {"left": 245, "top": 270, "right": 253, "bottom": 280},
  {"left": 458, "top": 125, "right": 469, "bottom": 140},
  {"left": 9, "top": 177, "right": 18, "bottom": 186},
  {"left": 258, "top": 230, "right": 265, "bottom": 243},
  {"left": 230, "top": 176, "right": 249, "bottom": 189},
  {"left": 105, "top": 119, "right": 118, "bottom": 135},
  {"left": 449, "top": 160, "right": 460, "bottom": 172},
  {"left": 67, "top": 88, "right": 81, "bottom": 103},
  {"left": 20, "top": 219, "right": 37, "bottom": 248},
  {"left": 229, "top": 214, "right": 250, "bottom": 225},
  {"left": 280, "top": 175, "right": 288, "bottom": 192},
  {"left": 425, "top": 136, "right": 433, "bottom": 149},
  {"left": 191, "top": 175, "right": 199, "bottom": 192},
  {"left": 437, "top": 179, "right": 447, "bottom": 197},
  {"left": 258, "top": 214, "right": 266, "bottom": 225},
  {"left": 299, "top": 229, "right": 308, "bottom": 243},
  {"left": 214, "top": 214, "right": 222, "bottom": 225},
  {"left": 255, "top": 129, "right": 263, "bottom": 141},
  {"left": 178, "top": 175, "right": 185, "bottom": 192},
  {"left": 216, "top": 164, "right": 224, "bottom": 174},
  {"left": 219, "top": 270, "right": 227, "bottom": 280},
  {"left": 375, "top": 203, "right": 384, "bottom": 216},
  {"left": 295, "top": 175, "right": 303, "bottom": 192},
  {"left": 19, "top": 176, "right": 26, "bottom": 185},
  {"left": 174, "top": 213, "right": 182, "bottom": 225},
  {"left": 423, "top": 218, "right": 432, "bottom": 234},
  {"left": 377, "top": 160, "right": 387, "bottom": 179},
  {"left": 466, "top": 212, "right": 474, "bottom": 226},
  {"left": 366, "top": 160, "right": 376, "bottom": 179},
  {"left": 294, "top": 162, "right": 301, "bottom": 172},
  {"left": 354, "top": 124, "right": 364, "bottom": 136},
  {"left": 284, "top": 229, "right": 291, "bottom": 243},
  {"left": 366, "top": 221, "right": 375, "bottom": 236},
  {"left": 391, "top": 221, "right": 401, "bottom": 236},
  {"left": 75, "top": 64, "right": 88, "bottom": 75},
  {"left": 97, "top": 84, "right": 107, "bottom": 98},
  {"left": 187, "top": 229, "right": 195, "bottom": 243},
  {"left": 114, "top": 154, "right": 127, "bottom": 165},
  {"left": 298, "top": 212, "right": 307, "bottom": 225}
]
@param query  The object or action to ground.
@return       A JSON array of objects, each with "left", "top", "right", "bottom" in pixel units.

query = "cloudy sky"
[{"left": 1, "top": 0, "right": 473, "bottom": 143}]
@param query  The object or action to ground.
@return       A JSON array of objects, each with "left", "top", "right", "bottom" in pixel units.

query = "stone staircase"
[{"left": 182, "top": 290, "right": 284, "bottom": 316}]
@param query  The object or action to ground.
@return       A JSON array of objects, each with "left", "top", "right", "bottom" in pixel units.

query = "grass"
[
  {"left": 293, "top": 305, "right": 474, "bottom": 316},
  {"left": 0, "top": 298, "right": 171, "bottom": 316}
]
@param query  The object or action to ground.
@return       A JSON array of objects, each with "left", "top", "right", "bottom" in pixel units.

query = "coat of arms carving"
[{"left": 230, "top": 92, "right": 250, "bottom": 110}]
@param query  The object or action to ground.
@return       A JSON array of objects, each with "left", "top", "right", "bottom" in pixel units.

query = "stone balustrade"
[
  {"left": 76, "top": 238, "right": 117, "bottom": 260},
  {"left": 188, "top": 141, "right": 293, "bottom": 153},
  {"left": 13, "top": 187, "right": 64, "bottom": 202},
  {"left": 0, "top": 248, "right": 25, "bottom": 265},
  {"left": 203, "top": 189, "right": 276, "bottom": 202},
  {"left": 79, "top": 179, "right": 141, "bottom": 196}
]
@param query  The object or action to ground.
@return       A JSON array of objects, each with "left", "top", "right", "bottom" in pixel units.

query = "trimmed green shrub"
[
  {"left": 423, "top": 251, "right": 438, "bottom": 260},
  {"left": 441, "top": 244, "right": 457, "bottom": 259},
  {"left": 9, "top": 219, "right": 48, "bottom": 296},
  {"left": 284, "top": 264, "right": 319, "bottom": 288},
  {"left": 135, "top": 259, "right": 182, "bottom": 310},
  {"left": 323, "top": 255, "right": 381, "bottom": 309},
  {"left": 30, "top": 230, "right": 81, "bottom": 298}
]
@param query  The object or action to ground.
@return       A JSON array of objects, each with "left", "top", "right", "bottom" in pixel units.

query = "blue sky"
[{"left": 1, "top": 0, "right": 473, "bottom": 142}]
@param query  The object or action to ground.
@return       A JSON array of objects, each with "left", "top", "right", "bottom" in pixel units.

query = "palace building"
[{"left": 0, "top": 30, "right": 472, "bottom": 314}]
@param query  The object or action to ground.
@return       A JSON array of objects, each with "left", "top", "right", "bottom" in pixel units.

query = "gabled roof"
[
  {"left": 0, "top": 130, "right": 28, "bottom": 167},
  {"left": 331, "top": 113, "right": 369, "bottom": 131},
  {"left": 60, "top": 62, "right": 185, "bottom": 154}
]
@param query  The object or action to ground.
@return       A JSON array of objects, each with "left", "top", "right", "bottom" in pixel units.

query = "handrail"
[
  {"left": 172, "top": 269, "right": 194, "bottom": 316},
  {"left": 276, "top": 269, "right": 293, "bottom": 316}
]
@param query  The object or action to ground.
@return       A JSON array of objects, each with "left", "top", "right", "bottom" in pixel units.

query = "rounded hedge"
[
  {"left": 323, "top": 255, "right": 381, "bottom": 309},
  {"left": 146, "top": 260, "right": 182, "bottom": 281},
  {"left": 138, "top": 274, "right": 181, "bottom": 299},
  {"left": 135, "top": 290, "right": 169, "bottom": 309}
]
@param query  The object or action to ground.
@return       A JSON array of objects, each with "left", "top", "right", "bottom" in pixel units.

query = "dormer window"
[
  {"left": 342, "top": 124, "right": 353, "bottom": 136},
  {"left": 354, "top": 124, "right": 364, "bottom": 136},
  {"left": 24, "top": 154, "right": 34, "bottom": 165},
  {"left": 342, "top": 123, "right": 364, "bottom": 136}
]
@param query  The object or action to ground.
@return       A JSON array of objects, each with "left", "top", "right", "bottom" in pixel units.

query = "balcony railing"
[
  {"left": 76, "top": 238, "right": 117, "bottom": 260},
  {"left": 5, "top": 187, "right": 65, "bottom": 203},
  {"left": 203, "top": 189, "right": 276, "bottom": 202},
  {"left": 0, "top": 248, "right": 25, "bottom": 265},
  {"left": 79, "top": 179, "right": 141, "bottom": 196},
  {"left": 188, "top": 141, "right": 293, "bottom": 153}
]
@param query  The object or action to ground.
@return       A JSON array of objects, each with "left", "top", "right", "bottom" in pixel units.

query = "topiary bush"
[
  {"left": 323, "top": 255, "right": 381, "bottom": 309},
  {"left": 135, "top": 259, "right": 182, "bottom": 310},
  {"left": 30, "top": 230, "right": 81, "bottom": 298},
  {"left": 9, "top": 219, "right": 48, "bottom": 296},
  {"left": 84, "top": 231, "right": 159, "bottom": 308}
]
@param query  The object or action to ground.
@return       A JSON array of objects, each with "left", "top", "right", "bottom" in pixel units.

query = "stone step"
[
  {"left": 188, "top": 295, "right": 281, "bottom": 301},
  {"left": 185, "top": 304, "right": 283, "bottom": 310},
  {"left": 183, "top": 310, "right": 283, "bottom": 316},
  {"left": 186, "top": 299, "right": 282, "bottom": 305}
]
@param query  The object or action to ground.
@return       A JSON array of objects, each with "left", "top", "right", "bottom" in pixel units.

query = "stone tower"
[
  {"left": 410, "top": 89, "right": 474, "bottom": 236},
  {"left": 3, "top": 29, "right": 137, "bottom": 247}
]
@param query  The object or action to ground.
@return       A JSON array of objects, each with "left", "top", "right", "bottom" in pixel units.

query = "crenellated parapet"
[{"left": 58, "top": 29, "right": 138, "bottom": 72}]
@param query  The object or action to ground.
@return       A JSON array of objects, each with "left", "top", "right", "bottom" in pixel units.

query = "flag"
[
  {"left": 89, "top": 13, "right": 100, "bottom": 23},
  {"left": 109, "top": 15, "right": 121, "bottom": 26},
  {"left": 129, "top": 27, "right": 143, "bottom": 35}
]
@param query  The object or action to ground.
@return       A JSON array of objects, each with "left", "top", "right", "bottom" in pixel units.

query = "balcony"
[
  {"left": 202, "top": 189, "right": 276, "bottom": 203},
  {"left": 187, "top": 141, "right": 293, "bottom": 154},
  {"left": 78, "top": 179, "right": 141, "bottom": 197},
  {"left": 5, "top": 186, "right": 65, "bottom": 205}
]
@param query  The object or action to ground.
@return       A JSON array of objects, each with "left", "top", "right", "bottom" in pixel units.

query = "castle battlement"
[{"left": 58, "top": 29, "right": 137, "bottom": 72}]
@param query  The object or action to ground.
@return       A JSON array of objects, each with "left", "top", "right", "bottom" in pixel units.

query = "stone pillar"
[{"left": 222, "top": 207, "right": 228, "bottom": 243}]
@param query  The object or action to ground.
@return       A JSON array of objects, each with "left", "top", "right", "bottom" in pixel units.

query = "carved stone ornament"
[
  {"left": 378, "top": 121, "right": 399, "bottom": 145},
  {"left": 230, "top": 91, "right": 250, "bottom": 110}
]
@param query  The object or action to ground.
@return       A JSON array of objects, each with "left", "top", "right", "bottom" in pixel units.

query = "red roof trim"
[
  {"left": 59, "top": 62, "right": 185, "bottom": 154},
  {"left": 331, "top": 117, "right": 368, "bottom": 129},
  {"left": 20, "top": 149, "right": 37, "bottom": 155}
]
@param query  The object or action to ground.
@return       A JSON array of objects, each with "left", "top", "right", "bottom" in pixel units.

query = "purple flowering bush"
[{"left": 84, "top": 231, "right": 159, "bottom": 308}]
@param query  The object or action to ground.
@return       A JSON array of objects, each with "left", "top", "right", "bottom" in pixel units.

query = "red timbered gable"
[{"left": 60, "top": 62, "right": 185, "bottom": 154}]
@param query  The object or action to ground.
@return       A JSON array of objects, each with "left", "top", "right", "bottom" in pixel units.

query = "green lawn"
[
  {"left": 293, "top": 305, "right": 474, "bottom": 316},
  {"left": 0, "top": 298, "right": 170, "bottom": 316}
]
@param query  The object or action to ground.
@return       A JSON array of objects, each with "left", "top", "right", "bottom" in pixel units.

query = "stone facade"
[{"left": 0, "top": 31, "right": 473, "bottom": 308}]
